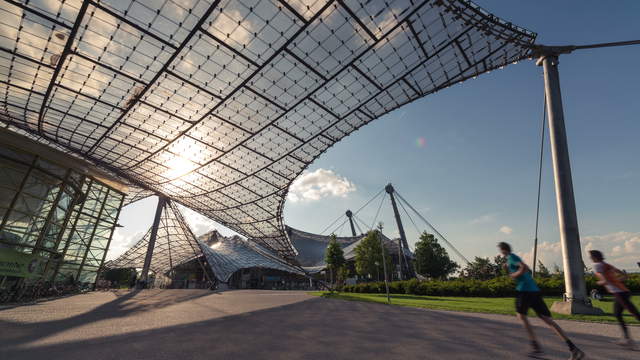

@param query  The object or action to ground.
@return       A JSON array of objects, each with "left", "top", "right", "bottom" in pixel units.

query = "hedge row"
[{"left": 339, "top": 274, "right": 640, "bottom": 297}]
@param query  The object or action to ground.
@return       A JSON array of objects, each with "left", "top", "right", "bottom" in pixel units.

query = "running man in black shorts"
[{"left": 498, "top": 242, "right": 585, "bottom": 359}]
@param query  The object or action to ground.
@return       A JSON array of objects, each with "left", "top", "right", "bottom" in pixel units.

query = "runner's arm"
[
  {"left": 510, "top": 261, "right": 528, "bottom": 279},
  {"left": 593, "top": 271, "right": 607, "bottom": 286}
]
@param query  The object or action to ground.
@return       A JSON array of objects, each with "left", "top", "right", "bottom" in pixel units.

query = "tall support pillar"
[
  {"left": 345, "top": 210, "right": 357, "bottom": 237},
  {"left": 139, "top": 196, "right": 166, "bottom": 288},
  {"left": 538, "top": 55, "right": 602, "bottom": 315},
  {"left": 385, "top": 184, "right": 414, "bottom": 279}
]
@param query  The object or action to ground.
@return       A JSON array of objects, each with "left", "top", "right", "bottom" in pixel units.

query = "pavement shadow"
[
  {"left": 1, "top": 294, "right": 634, "bottom": 360},
  {"left": 0, "top": 289, "right": 215, "bottom": 349}
]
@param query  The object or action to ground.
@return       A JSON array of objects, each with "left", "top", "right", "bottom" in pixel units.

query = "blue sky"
[{"left": 110, "top": 1, "right": 640, "bottom": 270}]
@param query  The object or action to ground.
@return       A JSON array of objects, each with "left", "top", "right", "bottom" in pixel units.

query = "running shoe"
[
  {"left": 527, "top": 348, "right": 545, "bottom": 358},
  {"left": 569, "top": 347, "right": 585, "bottom": 360},
  {"left": 615, "top": 338, "right": 638, "bottom": 350},
  {"left": 527, "top": 345, "right": 544, "bottom": 358}
]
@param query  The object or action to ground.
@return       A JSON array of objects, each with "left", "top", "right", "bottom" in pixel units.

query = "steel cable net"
[
  {"left": 106, "top": 201, "right": 202, "bottom": 274},
  {"left": 122, "top": 186, "right": 156, "bottom": 207},
  {"left": 0, "top": 0, "right": 536, "bottom": 258}
]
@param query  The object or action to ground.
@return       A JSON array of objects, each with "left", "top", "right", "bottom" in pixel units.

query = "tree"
[
  {"left": 103, "top": 268, "right": 137, "bottom": 287},
  {"left": 493, "top": 255, "right": 507, "bottom": 276},
  {"left": 462, "top": 256, "right": 502, "bottom": 280},
  {"left": 536, "top": 261, "right": 551, "bottom": 278},
  {"left": 354, "top": 230, "right": 391, "bottom": 281},
  {"left": 337, "top": 266, "right": 350, "bottom": 285},
  {"left": 324, "top": 234, "right": 346, "bottom": 286},
  {"left": 413, "top": 232, "right": 458, "bottom": 279}
]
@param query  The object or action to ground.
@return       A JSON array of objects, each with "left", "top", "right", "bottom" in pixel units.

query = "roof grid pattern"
[{"left": 0, "top": 0, "right": 536, "bottom": 258}]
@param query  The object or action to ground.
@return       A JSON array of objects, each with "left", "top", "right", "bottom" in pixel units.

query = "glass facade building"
[{"left": 0, "top": 129, "right": 125, "bottom": 293}]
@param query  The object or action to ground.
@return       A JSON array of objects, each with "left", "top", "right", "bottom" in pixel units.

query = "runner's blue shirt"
[{"left": 507, "top": 253, "right": 539, "bottom": 292}]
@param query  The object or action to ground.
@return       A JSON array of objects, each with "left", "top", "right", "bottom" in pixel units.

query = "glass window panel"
[{"left": 78, "top": 269, "right": 97, "bottom": 284}]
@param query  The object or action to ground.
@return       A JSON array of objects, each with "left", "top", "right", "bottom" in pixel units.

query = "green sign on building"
[{"left": 0, "top": 248, "right": 44, "bottom": 278}]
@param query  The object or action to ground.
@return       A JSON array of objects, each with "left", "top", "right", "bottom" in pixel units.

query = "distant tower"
[
  {"left": 385, "top": 184, "right": 415, "bottom": 279},
  {"left": 345, "top": 210, "right": 357, "bottom": 237}
]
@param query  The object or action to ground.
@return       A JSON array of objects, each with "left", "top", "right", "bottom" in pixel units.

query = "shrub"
[
  {"left": 626, "top": 274, "right": 640, "bottom": 291},
  {"left": 338, "top": 273, "right": 640, "bottom": 297}
]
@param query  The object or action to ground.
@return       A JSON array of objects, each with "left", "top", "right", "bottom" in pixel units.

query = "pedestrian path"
[{"left": 0, "top": 290, "right": 635, "bottom": 359}]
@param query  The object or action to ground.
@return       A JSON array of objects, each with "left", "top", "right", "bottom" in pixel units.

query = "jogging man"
[
  {"left": 589, "top": 249, "right": 639, "bottom": 349},
  {"left": 498, "top": 242, "right": 585, "bottom": 359}
]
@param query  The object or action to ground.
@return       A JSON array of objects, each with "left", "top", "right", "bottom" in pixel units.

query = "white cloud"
[
  {"left": 105, "top": 229, "right": 145, "bottom": 261},
  {"left": 179, "top": 205, "right": 218, "bottom": 236},
  {"left": 287, "top": 169, "right": 356, "bottom": 203},
  {"left": 583, "top": 232, "right": 640, "bottom": 270},
  {"left": 521, "top": 241, "right": 562, "bottom": 269},
  {"left": 520, "top": 231, "right": 640, "bottom": 271},
  {"left": 499, "top": 226, "right": 513, "bottom": 235},
  {"left": 469, "top": 213, "right": 496, "bottom": 225},
  {"left": 178, "top": 205, "right": 243, "bottom": 239}
]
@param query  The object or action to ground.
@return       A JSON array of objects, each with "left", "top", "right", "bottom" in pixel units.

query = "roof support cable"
[
  {"left": 396, "top": 195, "right": 423, "bottom": 238},
  {"left": 532, "top": 91, "right": 547, "bottom": 277},
  {"left": 337, "top": 220, "right": 348, "bottom": 237},
  {"left": 369, "top": 192, "right": 387, "bottom": 231},
  {"left": 320, "top": 187, "right": 385, "bottom": 234},
  {"left": 320, "top": 212, "right": 346, "bottom": 235},
  {"left": 352, "top": 188, "right": 385, "bottom": 218},
  {"left": 352, "top": 214, "right": 366, "bottom": 235},
  {"left": 395, "top": 191, "right": 470, "bottom": 264},
  {"left": 393, "top": 193, "right": 416, "bottom": 272},
  {"left": 329, "top": 217, "right": 350, "bottom": 236}
]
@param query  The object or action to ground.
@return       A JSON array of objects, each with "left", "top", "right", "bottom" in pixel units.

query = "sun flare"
[{"left": 164, "top": 157, "right": 195, "bottom": 180}]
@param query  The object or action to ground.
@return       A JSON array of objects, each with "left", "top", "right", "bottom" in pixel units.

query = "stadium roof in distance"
[{"left": 0, "top": 0, "right": 536, "bottom": 258}]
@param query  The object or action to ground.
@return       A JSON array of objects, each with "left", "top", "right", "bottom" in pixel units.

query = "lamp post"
[{"left": 377, "top": 222, "right": 390, "bottom": 304}]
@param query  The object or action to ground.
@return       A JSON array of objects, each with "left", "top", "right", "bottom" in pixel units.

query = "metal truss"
[{"left": 0, "top": 0, "right": 536, "bottom": 258}]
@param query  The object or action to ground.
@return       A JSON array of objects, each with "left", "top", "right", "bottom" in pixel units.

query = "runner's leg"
[
  {"left": 528, "top": 294, "right": 575, "bottom": 349},
  {"left": 618, "top": 293, "right": 640, "bottom": 321},
  {"left": 518, "top": 313, "right": 538, "bottom": 342},
  {"left": 613, "top": 293, "right": 630, "bottom": 339},
  {"left": 516, "top": 294, "right": 539, "bottom": 345},
  {"left": 538, "top": 315, "right": 586, "bottom": 360},
  {"left": 538, "top": 315, "right": 571, "bottom": 343}
]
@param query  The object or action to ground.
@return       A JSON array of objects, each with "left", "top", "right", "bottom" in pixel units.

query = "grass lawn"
[{"left": 310, "top": 292, "right": 640, "bottom": 325}]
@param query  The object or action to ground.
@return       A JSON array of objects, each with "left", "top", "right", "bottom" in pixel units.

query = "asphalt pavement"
[{"left": 0, "top": 289, "right": 637, "bottom": 359}]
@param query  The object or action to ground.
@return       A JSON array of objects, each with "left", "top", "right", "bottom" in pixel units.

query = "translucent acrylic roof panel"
[
  {"left": 199, "top": 233, "right": 304, "bottom": 283},
  {"left": 0, "top": 0, "right": 536, "bottom": 259}
]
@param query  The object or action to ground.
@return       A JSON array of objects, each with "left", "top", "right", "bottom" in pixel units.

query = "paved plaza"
[{"left": 0, "top": 290, "right": 636, "bottom": 359}]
